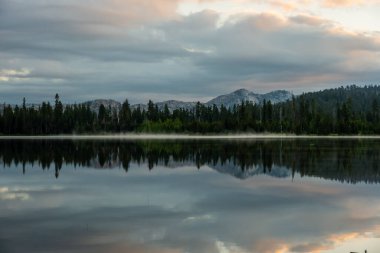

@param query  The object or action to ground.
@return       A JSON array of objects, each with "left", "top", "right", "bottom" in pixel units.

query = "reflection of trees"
[{"left": 1, "top": 139, "right": 380, "bottom": 184}]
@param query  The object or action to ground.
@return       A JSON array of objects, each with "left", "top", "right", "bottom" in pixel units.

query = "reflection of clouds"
[
  {"left": 239, "top": 176, "right": 346, "bottom": 196},
  {"left": 252, "top": 227, "right": 379, "bottom": 253},
  {"left": 0, "top": 185, "right": 64, "bottom": 202},
  {"left": 11, "top": 185, "right": 64, "bottom": 192},
  {"left": 0, "top": 187, "right": 29, "bottom": 201},
  {"left": 367, "top": 225, "right": 380, "bottom": 238},
  {"left": 343, "top": 196, "right": 380, "bottom": 219},
  {"left": 192, "top": 175, "right": 380, "bottom": 253},
  {"left": 0, "top": 204, "right": 218, "bottom": 253},
  {"left": 1, "top": 165, "right": 380, "bottom": 253}
]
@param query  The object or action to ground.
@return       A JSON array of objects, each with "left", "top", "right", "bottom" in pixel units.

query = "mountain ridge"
[
  {"left": 84, "top": 89, "right": 293, "bottom": 112},
  {"left": 205, "top": 89, "right": 292, "bottom": 108}
]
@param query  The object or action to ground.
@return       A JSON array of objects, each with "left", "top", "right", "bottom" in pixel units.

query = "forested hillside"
[
  {"left": 0, "top": 85, "right": 380, "bottom": 135},
  {"left": 277, "top": 85, "right": 380, "bottom": 134}
]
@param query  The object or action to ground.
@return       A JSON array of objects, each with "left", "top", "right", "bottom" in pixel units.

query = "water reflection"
[
  {"left": 0, "top": 139, "right": 380, "bottom": 253},
  {"left": 1, "top": 139, "right": 380, "bottom": 183}
]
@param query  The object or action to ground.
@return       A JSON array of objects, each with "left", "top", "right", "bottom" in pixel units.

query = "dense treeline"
[
  {"left": 1, "top": 85, "right": 380, "bottom": 135},
  {"left": 2, "top": 139, "right": 380, "bottom": 183}
]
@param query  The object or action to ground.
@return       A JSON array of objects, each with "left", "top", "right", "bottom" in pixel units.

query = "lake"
[{"left": 0, "top": 138, "right": 380, "bottom": 253}]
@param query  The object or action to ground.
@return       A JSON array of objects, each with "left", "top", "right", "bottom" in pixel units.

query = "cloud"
[
  {"left": 1, "top": 0, "right": 380, "bottom": 103},
  {"left": 187, "top": 0, "right": 380, "bottom": 9},
  {"left": 292, "top": 0, "right": 379, "bottom": 8},
  {"left": 183, "top": 214, "right": 215, "bottom": 224},
  {"left": 215, "top": 240, "right": 250, "bottom": 253},
  {"left": 0, "top": 68, "right": 31, "bottom": 82},
  {"left": 289, "top": 232, "right": 361, "bottom": 252},
  {"left": 267, "top": 0, "right": 299, "bottom": 11},
  {"left": 172, "top": 11, "right": 380, "bottom": 91},
  {"left": 251, "top": 239, "right": 289, "bottom": 253},
  {"left": 322, "top": 0, "right": 368, "bottom": 7},
  {"left": 290, "top": 14, "right": 332, "bottom": 26}
]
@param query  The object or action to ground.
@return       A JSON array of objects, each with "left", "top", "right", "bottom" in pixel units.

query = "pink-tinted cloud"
[
  {"left": 57, "top": 0, "right": 181, "bottom": 28},
  {"left": 252, "top": 231, "right": 372, "bottom": 253},
  {"left": 245, "top": 12, "right": 288, "bottom": 30},
  {"left": 290, "top": 232, "right": 361, "bottom": 252},
  {"left": 104, "top": 0, "right": 180, "bottom": 22},
  {"left": 268, "top": 0, "right": 299, "bottom": 11},
  {"left": 290, "top": 14, "right": 333, "bottom": 26},
  {"left": 187, "top": 0, "right": 379, "bottom": 8},
  {"left": 252, "top": 239, "right": 289, "bottom": 253},
  {"left": 322, "top": 0, "right": 368, "bottom": 7}
]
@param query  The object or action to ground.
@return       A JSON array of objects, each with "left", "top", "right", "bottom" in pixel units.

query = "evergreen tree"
[
  {"left": 54, "top": 94, "right": 63, "bottom": 134},
  {"left": 119, "top": 99, "right": 131, "bottom": 131}
]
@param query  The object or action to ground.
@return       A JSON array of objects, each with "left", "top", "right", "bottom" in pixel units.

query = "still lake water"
[{"left": 1, "top": 138, "right": 380, "bottom": 253}]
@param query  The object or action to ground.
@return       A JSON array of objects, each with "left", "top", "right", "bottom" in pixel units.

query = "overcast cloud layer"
[{"left": 0, "top": 0, "right": 380, "bottom": 103}]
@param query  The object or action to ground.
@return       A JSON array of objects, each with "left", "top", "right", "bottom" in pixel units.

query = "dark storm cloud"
[{"left": 1, "top": 0, "right": 380, "bottom": 103}]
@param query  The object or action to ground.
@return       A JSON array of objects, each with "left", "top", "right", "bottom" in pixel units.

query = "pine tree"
[
  {"left": 54, "top": 94, "right": 63, "bottom": 134},
  {"left": 119, "top": 99, "right": 131, "bottom": 131}
]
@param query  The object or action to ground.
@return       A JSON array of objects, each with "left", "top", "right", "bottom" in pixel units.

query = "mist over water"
[
  {"left": 0, "top": 138, "right": 380, "bottom": 253},
  {"left": 3, "top": 134, "right": 380, "bottom": 140}
]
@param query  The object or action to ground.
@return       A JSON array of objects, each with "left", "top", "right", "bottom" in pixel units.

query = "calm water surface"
[{"left": 1, "top": 139, "right": 380, "bottom": 253}]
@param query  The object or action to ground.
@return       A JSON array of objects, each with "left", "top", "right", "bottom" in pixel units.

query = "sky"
[{"left": 0, "top": 0, "right": 380, "bottom": 104}]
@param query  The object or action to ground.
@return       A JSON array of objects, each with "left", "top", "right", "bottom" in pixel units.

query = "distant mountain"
[
  {"left": 158, "top": 100, "right": 197, "bottom": 112},
  {"left": 84, "top": 89, "right": 292, "bottom": 113},
  {"left": 83, "top": 99, "right": 121, "bottom": 112},
  {"left": 206, "top": 89, "right": 292, "bottom": 108},
  {"left": 131, "top": 100, "right": 197, "bottom": 112},
  {"left": 262, "top": 90, "right": 294, "bottom": 104},
  {"left": 84, "top": 99, "right": 197, "bottom": 113}
]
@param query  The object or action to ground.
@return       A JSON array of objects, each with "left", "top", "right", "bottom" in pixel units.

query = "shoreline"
[{"left": 1, "top": 134, "right": 380, "bottom": 140}]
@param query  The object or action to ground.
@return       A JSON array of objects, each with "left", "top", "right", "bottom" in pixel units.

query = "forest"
[{"left": 1, "top": 85, "right": 380, "bottom": 135}]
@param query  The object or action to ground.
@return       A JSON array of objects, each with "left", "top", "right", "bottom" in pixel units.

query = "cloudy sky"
[{"left": 1, "top": 0, "right": 380, "bottom": 104}]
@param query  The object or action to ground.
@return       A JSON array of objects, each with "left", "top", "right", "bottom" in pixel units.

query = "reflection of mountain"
[
  {"left": 209, "top": 161, "right": 291, "bottom": 179},
  {"left": 88, "top": 156, "right": 292, "bottom": 179},
  {"left": 89, "top": 157, "right": 121, "bottom": 169},
  {"left": 1, "top": 139, "right": 380, "bottom": 184}
]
